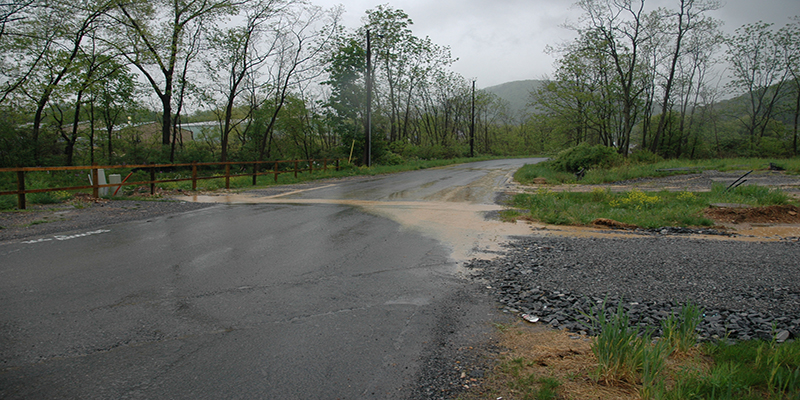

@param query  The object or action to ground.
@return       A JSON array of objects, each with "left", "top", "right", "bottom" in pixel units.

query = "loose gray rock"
[{"left": 467, "top": 235, "right": 800, "bottom": 342}]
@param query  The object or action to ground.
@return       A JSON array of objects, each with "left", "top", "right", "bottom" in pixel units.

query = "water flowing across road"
[{"left": 0, "top": 158, "right": 544, "bottom": 399}]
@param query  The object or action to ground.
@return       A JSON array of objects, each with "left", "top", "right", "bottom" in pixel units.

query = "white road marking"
[{"left": 22, "top": 229, "right": 110, "bottom": 244}]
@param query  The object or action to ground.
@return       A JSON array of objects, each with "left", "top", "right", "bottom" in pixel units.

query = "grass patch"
[
  {"left": 510, "top": 184, "right": 793, "bottom": 229},
  {"left": 461, "top": 304, "right": 800, "bottom": 400}
]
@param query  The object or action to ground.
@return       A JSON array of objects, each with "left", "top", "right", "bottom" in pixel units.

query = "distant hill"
[{"left": 482, "top": 79, "right": 546, "bottom": 116}]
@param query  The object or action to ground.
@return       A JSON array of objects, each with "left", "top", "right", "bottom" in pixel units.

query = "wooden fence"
[{"left": 0, "top": 158, "right": 343, "bottom": 209}]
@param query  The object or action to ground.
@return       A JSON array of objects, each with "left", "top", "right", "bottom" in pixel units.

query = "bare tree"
[
  {"left": 203, "top": 0, "right": 292, "bottom": 162},
  {"left": 649, "top": 0, "right": 720, "bottom": 154},
  {"left": 111, "top": 0, "right": 244, "bottom": 150},
  {"left": 575, "top": 0, "right": 653, "bottom": 155},
  {"left": 253, "top": 4, "right": 340, "bottom": 161}
]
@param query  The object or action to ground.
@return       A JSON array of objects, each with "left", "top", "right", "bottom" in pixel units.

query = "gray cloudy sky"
[{"left": 314, "top": 0, "right": 800, "bottom": 88}]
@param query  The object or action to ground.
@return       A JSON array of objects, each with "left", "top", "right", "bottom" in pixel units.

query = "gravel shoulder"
[
  {"left": 467, "top": 235, "right": 799, "bottom": 343},
  {"left": 467, "top": 170, "right": 800, "bottom": 343}
]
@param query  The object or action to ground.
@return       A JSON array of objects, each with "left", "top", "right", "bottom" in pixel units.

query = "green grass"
[
  {"left": 501, "top": 358, "right": 563, "bottom": 400},
  {"left": 509, "top": 183, "right": 793, "bottom": 229},
  {"left": 584, "top": 301, "right": 656, "bottom": 385},
  {"left": 657, "top": 339, "right": 800, "bottom": 399},
  {"left": 662, "top": 301, "right": 703, "bottom": 353},
  {"left": 515, "top": 157, "right": 800, "bottom": 185},
  {"left": 469, "top": 302, "right": 800, "bottom": 400},
  {"left": 585, "top": 302, "right": 800, "bottom": 400}
]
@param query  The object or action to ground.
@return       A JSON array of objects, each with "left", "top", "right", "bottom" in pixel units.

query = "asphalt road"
[{"left": 0, "top": 158, "right": 544, "bottom": 399}]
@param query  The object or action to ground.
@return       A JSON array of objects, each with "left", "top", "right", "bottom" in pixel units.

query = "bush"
[
  {"left": 550, "top": 143, "right": 623, "bottom": 173},
  {"left": 629, "top": 149, "right": 663, "bottom": 164},
  {"left": 376, "top": 151, "right": 404, "bottom": 166}
]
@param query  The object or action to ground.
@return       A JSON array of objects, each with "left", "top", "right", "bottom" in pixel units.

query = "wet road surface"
[{"left": 0, "top": 158, "right": 544, "bottom": 399}]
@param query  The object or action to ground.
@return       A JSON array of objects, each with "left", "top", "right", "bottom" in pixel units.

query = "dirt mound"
[
  {"left": 704, "top": 204, "right": 800, "bottom": 224},
  {"left": 592, "top": 218, "right": 638, "bottom": 229}
]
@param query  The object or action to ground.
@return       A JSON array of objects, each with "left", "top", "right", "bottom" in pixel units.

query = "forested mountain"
[{"left": 482, "top": 80, "right": 545, "bottom": 117}]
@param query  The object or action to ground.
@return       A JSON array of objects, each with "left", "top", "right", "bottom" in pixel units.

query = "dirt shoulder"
[{"left": 0, "top": 194, "right": 216, "bottom": 242}]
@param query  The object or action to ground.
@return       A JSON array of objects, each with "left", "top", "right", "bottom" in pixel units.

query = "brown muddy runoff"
[{"left": 181, "top": 175, "right": 799, "bottom": 264}]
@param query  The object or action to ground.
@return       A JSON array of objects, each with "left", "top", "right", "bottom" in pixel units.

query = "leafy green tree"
[
  {"left": 322, "top": 32, "right": 366, "bottom": 161},
  {"left": 93, "top": 64, "right": 137, "bottom": 164},
  {"left": 575, "top": 0, "right": 652, "bottom": 155},
  {"left": 5, "top": 0, "right": 113, "bottom": 164},
  {"left": 357, "top": 5, "right": 456, "bottom": 144},
  {"left": 536, "top": 31, "right": 624, "bottom": 148}
]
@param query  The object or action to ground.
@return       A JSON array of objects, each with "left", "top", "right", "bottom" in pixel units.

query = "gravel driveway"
[
  {"left": 466, "top": 169, "right": 800, "bottom": 344},
  {"left": 467, "top": 235, "right": 799, "bottom": 343}
]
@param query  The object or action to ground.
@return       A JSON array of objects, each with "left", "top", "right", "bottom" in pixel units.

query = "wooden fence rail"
[{"left": 0, "top": 158, "right": 343, "bottom": 209}]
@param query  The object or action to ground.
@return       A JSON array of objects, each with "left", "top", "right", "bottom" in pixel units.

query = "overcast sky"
[{"left": 313, "top": 0, "right": 800, "bottom": 89}]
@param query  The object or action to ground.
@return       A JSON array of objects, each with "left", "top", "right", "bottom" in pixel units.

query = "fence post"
[
  {"left": 92, "top": 164, "right": 99, "bottom": 199},
  {"left": 17, "top": 170, "right": 26, "bottom": 210},
  {"left": 323, "top": 159, "right": 327, "bottom": 171},
  {"left": 294, "top": 160, "right": 298, "bottom": 178},
  {"left": 252, "top": 163, "right": 258, "bottom": 185},
  {"left": 309, "top": 159, "right": 313, "bottom": 174},
  {"left": 274, "top": 161, "right": 278, "bottom": 182},
  {"left": 225, "top": 163, "right": 230, "bottom": 189},
  {"left": 336, "top": 159, "right": 340, "bottom": 171},
  {"left": 192, "top": 161, "right": 198, "bottom": 191},
  {"left": 150, "top": 162, "right": 156, "bottom": 195}
]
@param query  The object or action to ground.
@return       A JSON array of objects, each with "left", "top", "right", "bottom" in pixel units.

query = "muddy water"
[
  {"left": 184, "top": 193, "right": 534, "bottom": 262},
  {"left": 181, "top": 171, "right": 798, "bottom": 264}
]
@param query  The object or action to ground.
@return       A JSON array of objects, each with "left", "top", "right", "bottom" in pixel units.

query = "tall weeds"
[{"left": 662, "top": 301, "right": 703, "bottom": 353}]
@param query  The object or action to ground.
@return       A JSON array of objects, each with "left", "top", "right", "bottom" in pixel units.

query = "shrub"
[
  {"left": 376, "top": 151, "right": 404, "bottom": 166},
  {"left": 629, "top": 149, "right": 663, "bottom": 164},
  {"left": 550, "top": 143, "right": 623, "bottom": 173}
]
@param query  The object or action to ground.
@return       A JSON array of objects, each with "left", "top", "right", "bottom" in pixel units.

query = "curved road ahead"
[{"left": 0, "top": 158, "right": 544, "bottom": 399}]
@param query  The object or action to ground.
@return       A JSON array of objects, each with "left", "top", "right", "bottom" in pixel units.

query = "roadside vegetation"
[
  {"left": 0, "top": 157, "right": 497, "bottom": 210},
  {"left": 461, "top": 303, "right": 800, "bottom": 400},
  {"left": 515, "top": 146, "right": 800, "bottom": 187},
  {"left": 504, "top": 184, "right": 792, "bottom": 229},
  {"left": 507, "top": 146, "right": 798, "bottom": 229}
]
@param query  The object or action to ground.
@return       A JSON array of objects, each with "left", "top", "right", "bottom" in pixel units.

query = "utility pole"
[
  {"left": 470, "top": 79, "right": 475, "bottom": 157},
  {"left": 364, "top": 30, "right": 373, "bottom": 167}
]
